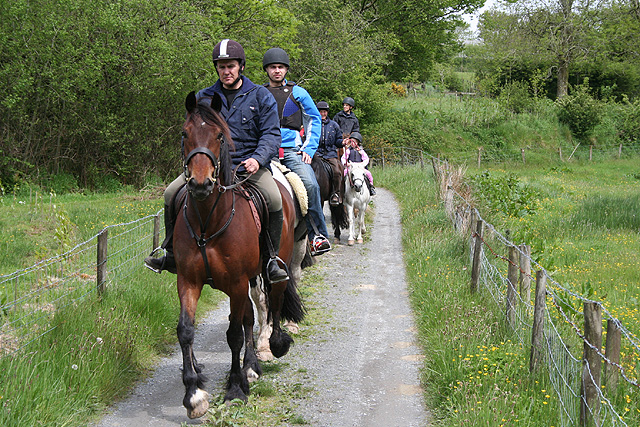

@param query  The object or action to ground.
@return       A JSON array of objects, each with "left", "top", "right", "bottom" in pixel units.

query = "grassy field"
[
  {"left": 375, "top": 159, "right": 640, "bottom": 426},
  {"left": 0, "top": 187, "right": 225, "bottom": 426}
]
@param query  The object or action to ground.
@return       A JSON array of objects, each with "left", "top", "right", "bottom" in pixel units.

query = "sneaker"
[{"left": 310, "top": 235, "right": 331, "bottom": 256}]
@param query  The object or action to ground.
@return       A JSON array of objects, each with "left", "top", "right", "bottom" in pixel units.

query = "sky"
[{"left": 462, "top": 0, "right": 496, "bottom": 35}]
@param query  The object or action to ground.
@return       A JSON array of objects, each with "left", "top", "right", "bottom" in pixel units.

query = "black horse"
[{"left": 311, "top": 156, "right": 348, "bottom": 243}]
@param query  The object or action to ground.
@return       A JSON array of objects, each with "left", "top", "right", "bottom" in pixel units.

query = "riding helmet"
[
  {"left": 212, "top": 39, "right": 245, "bottom": 67},
  {"left": 350, "top": 131, "right": 363, "bottom": 143},
  {"left": 343, "top": 97, "right": 355, "bottom": 107},
  {"left": 262, "top": 47, "right": 290, "bottom": 70},
  {"left": 316, "top": 101, "right": 330, "bottom": 110}
]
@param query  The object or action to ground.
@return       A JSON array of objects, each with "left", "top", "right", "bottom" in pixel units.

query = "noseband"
[{"left": 183, "top": 130, "right": 225, "bottom": 187}]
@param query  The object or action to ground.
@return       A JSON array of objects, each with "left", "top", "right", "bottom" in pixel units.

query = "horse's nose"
[
  {"left": 354, "top": 183, "right": 362, "bottom": 193},
  {"left": 187, "top": 177, "right": 214, "bottom": 201}
]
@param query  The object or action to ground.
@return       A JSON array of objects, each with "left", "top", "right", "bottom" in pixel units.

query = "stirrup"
[
  {"left": 144, "top": 247, "right": 167, "bottom": 274},
  {"left": 266, "top": 257, "right": 290, "bottom": 283}
]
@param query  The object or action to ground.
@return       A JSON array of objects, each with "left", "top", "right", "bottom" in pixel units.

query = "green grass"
[
  {"left": 375, "top": 161, "right": 640, "bottom": 425},
  {"left": 0, "top": 187, "right": 225, "bottom": 426}
]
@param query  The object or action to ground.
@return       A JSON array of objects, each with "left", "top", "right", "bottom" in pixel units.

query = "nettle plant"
[{"left": 469, "top": 171, "right": 541, "bottom": 218}]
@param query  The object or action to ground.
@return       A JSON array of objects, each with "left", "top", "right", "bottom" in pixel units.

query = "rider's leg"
[
  {"left": 281, "top": 149, "right": 331, "bottom": 255},
  {"left": 365, "top": 169, "right": 376, "bottom": 195},
  {"left": 144, "top": 174, "right": 185, "bottom": 274},
  {"left": 329, "top": 157, "right": 343, "bottom": 204},
  {"left": 249, "top": 169, "right": 289, "bottom": 284}
]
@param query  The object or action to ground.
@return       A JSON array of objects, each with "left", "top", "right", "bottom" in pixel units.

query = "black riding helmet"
[
  {"left": 343, "top": 97, "right": 355, "bottom": 107},
  {"left": 212, "top": 39, "right": 246, "bottom": 68},
  {"left": 316, "top": 101, "right": 330, "bottom": 110},
  {"left": 263, "top": 47, "right": 290, "bottom": 70}
]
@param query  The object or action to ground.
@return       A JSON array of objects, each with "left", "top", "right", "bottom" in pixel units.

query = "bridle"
[
  {"left": 348, "top": 165, "right": 365, "bottom": 191},
  {"left": 181, "top": 122, "right": 252, "bottom": 286}
]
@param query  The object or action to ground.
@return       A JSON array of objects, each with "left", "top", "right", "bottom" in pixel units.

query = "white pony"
[{"left": 344, "top": 162, "right": 371, "bottom": 245}]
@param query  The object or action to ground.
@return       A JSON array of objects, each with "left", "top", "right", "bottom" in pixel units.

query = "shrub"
[
  {"left": 468, "top": 171, "right": 541, "bottom": 218},
  {"left": 391, "top": 82, "right": 407, "bottom": 97},
  {"left": 498, "top": 81, "right": 533, "bottom": 114},
  {"left": 556, "top": 80, "right": 601, "bottom": 140},
  {"left": 617, "top": 96, "right": 640, "bottom": 144}
]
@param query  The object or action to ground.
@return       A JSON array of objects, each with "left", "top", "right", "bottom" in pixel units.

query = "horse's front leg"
[
  {"left": 177, "top": 282, "right": 210, "bottom": 419},
  {"left": 250, "top": 276, "right": 274, "bottom": 361},
  {"left": 242, "top": 293, "right": 262, "bottom": 382},
  {"left": 268, "top": 280, "right": 294, "bottom": 358},
  {"left": 356, "top": 208, "right": 365, "bottom": 244},
  {"left": 347, "top": 203, "right": 356, "bottom": 245},
  {"left": 225, "top": 286, "right": 250, "bottom": 403}
]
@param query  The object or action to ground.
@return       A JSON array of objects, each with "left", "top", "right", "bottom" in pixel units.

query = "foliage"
[
  {"left": 497, "top": 80, "right": 534, "bottom": 114},
  {"left": 556, "top": 81, "right": 601, "bottom": 140},
  {"left": 391, "top": 83, "right": 408, "bottom": 97},
  {"left": 468, "top": 171, "right": 541, "bottom": 217},
  {"left": 616, "top": 97, "right": 640, "bottom": 144}
]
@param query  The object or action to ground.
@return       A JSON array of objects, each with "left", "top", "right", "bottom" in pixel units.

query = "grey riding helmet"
[
  {"left": 350, "top": 131, "right": 363, "bottom": 143},
  {"left": 262, "top": 47, "right": 290, "bottom": 70},
  {"left": 316, "top": 101, "right": 330, "bottom": 110},
  {"left": 342, "top": 97, "right": 355, "bottom": 107}
]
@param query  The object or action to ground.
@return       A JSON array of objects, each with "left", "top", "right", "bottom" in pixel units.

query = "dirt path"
[{"left": 94, "top": 188, "right": 429, "bottom": 426}]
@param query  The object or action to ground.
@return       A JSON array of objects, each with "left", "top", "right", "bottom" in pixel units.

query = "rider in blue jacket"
[{"left": 262, "top": 47, "right": 331, "bottom": 256}]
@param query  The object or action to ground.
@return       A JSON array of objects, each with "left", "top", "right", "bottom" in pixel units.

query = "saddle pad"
[{"left": 271, "top": 160, "right": 308, "bottom": 216}]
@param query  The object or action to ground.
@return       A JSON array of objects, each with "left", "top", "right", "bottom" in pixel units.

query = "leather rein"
[{"left": 181, "top": 130, "right": 251, "bottom": 287}]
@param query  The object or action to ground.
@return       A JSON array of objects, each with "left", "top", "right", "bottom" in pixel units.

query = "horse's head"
[
  {"left": 347, "top": 162, "right": 366, "bottom": 193},
  {"left": 182, "top": 91, "right": 233, "bottom": 201}
]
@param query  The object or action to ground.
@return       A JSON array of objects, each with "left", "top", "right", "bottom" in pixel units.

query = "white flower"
[
  {"left": 96, "top": 337, "right": 103, "bottom": 344},
  {"left": 71, "top": 364, "right": 78, "bottom": 370}
]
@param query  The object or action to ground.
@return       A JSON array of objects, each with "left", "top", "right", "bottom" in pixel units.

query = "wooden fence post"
[
  {"left": 153, "top": 212, "right": 161, "bottom": 251},
  {"left": 580, "top": 302, "right": 602, "bottom": 427},
  {"left": 97, "top": 228, "right": 108, "bottom": 296},
  {"left": 618, "top": 143, "right": 622, "bottom": 159},
  {"left": 381, "top": 147, "right": 385, "bottom": 170},
  {"left": 470, "top": 219, "right": 483, "bottom": 293},
  {"left": 519, "top": 244, "right": 531, "bottom": 304},
  {"left": 401, "top": 147, "right": 406, "bottom": 166},
  {"left": 521, "top": 148, "right": 526, "bottom": 164},
  {"left": 529, "top": 271, "right": 546, "bottom": 373},
  {"left": 559, "top": 147, "right": 563, "bottom": 161},
  {"left": 589, "top": 145, "right": 593, "bottom": 161},
  {"left": 420, "top": 151, "right": 424, "bottom": 169},
  {"left": 477, "top": 147, "right": 482, "bottom": 168},
  {"left": 506, "top": 245, "right": 518, "bottom": 328},
  {"left": 604, "top": 318, "right": 621, "bottom": 391}
]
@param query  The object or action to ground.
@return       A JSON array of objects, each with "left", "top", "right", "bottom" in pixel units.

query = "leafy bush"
[
  {"left": 498, "top": 81, "right": 533, "bottom": 114},
  {"left": 556, "top": 81, "right": 601, "bottom": 140},
  {"left": 616, "top": 97, "right": 640, "bottom": 144},
  {"left": 468, "top": 171, "right": 541, "bottom": 217},
  {"left": 50, "top": 173, "right": 79, "bottom": 194}
]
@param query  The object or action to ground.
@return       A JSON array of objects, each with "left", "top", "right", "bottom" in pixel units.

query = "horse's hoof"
[
  {"left": 348, "top": 240, "right": 355, "bottom": 246},
  {"left": 284, "top": 320, "right": 300, "bottom": 334},
  {"left": 186, "top": 389, "right": 210, "bottom": 419},
  {"left": 333, "top": 237, "right": 340, "bottom": 245},
  {"left": 357, "top": 238, "right": 363, "bottom": 244},
  {"left": 246, "top": 367, "right": 260, "bottom": 383},
  {"left": 257, "top": 350, "right": 274, "bottom": 361}
]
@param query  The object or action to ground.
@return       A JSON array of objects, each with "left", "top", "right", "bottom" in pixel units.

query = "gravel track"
[{"left": 94, "top": 188, "right": 429, "bottom": 426}]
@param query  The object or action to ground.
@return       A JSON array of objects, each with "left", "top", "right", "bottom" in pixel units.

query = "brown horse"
[{"left": 173, "top": 92, "right": 304, "bottom": 418}]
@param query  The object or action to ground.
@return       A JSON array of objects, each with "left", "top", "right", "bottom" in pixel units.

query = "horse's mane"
[{"left": 190, "top": 98, "right": 235, "bottom": 186}]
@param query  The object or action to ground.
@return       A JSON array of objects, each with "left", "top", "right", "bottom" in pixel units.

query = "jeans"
[{"left": 281, "top": 148, "right": 329, "bottom": 239}]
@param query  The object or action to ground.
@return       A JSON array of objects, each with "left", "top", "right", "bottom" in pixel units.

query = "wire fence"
[
  {"left": 375, "top": 145, "right": 639, "bottom": 426},
  {"left": 0, "top": 210, "right": 162, "bottom": 357}
]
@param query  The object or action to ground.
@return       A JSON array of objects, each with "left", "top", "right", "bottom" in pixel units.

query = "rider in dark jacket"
[
  {"left": 332, "top": 97, "right": 360, "bottom": 138},
  {"left": 145, "top": 39, "right": 288, "bottom": 283},
  {"left": 315, "top": 101, "right": 344, "bottom": 205}
]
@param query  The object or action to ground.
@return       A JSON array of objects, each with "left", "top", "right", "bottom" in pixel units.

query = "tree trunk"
[{"left": 557, "top": 58, "right": 569, "bottom": 98}]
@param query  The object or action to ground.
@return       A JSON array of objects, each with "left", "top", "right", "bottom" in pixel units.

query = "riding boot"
[
  {"left": 144, "top": 204, "right": 177, "bottom": 274},
  {"left": 365, "top": 179, "right": 376, "bottom": 196},
  {"left": 266, "top": 209, "right": 290, "bottom": 284}
]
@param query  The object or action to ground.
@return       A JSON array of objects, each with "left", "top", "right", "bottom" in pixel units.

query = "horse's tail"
[
  {"left": 331, "top": 204, "right": 349, "bottom": 230},
  {"left": 281, "top": 275, "right": 306, "bottom": 323}
]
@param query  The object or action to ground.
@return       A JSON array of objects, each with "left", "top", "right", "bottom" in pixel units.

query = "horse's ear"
[
  {"left": 186, "top": 91, "right": 197, "bottom": 113},
  {"left": 211, "top": 93, "right": 223, "bottom": 113}
]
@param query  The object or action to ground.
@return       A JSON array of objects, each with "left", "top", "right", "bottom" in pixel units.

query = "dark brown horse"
[
  {"left": 311, "top": 156, "right": 348, "bottom": 243},
  {"left": 173, "top": 92, "right": 304, "bottom": 418}
]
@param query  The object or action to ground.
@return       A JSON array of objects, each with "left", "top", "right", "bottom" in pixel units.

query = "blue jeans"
[{"left": 281, "top": 149, "right": 329, "bottom": 239}]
